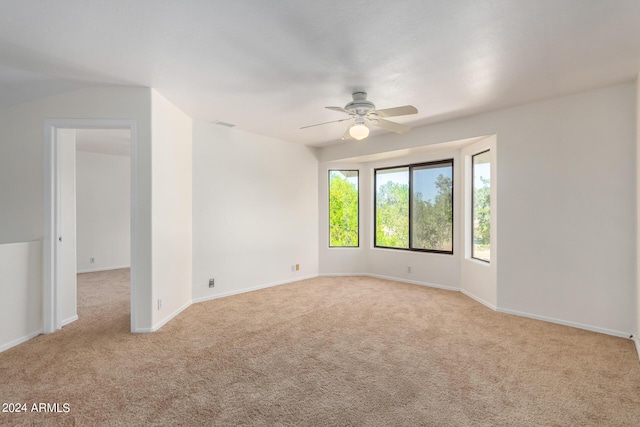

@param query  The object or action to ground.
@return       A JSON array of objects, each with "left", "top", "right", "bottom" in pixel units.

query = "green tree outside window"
[{"left": 329, "top": 170, "right": 359, "bottom": 247}]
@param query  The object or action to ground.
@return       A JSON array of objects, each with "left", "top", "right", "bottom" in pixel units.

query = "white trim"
[
  {"left": 61, "top": 315, "right": 78, "bottom": 327},
  {"left": 139, "top": 274, "right": 321, "bottom": 332},
  {"left": 42, "top": 125, "right": 56, "bottom": 333},
  {"left": 144, "top": 300, "right": 193, "bottom": 333},
  {"left": 364, "top": 273, "right": 459, "bottom": 292},
  {"left": 460, "top": 289, "right": 497, "bottom": 311},
  {"left": 43, "top": 119, "right": 138, "bottom": 335},
  {"left": 0, "top": 330, "right": 42, "bottom": 353},
  {"left": 77, "top": 265, "right": 131, "bottom": 274},
  {"left": 319, "top": 273, "right": 367, "bottom": 277},
  {"left": 128, "top": 122, "right": 138, "bottom": 333},
  {"left": 131, "top": 327, "right": 154, "bottom": 333},
  {"left": 465, "top": 257, "right": 492, "bottom": 267},
  {"left": 7, "top": 274, "right": 636, "bottom": 351},
  {"left": 320, "top": 275, "right": 633, "bottom": 341},
  {"left": 192, "top": 274, "right": 320, "bottom": 304},
  {"left": 371, "top": 247, "right": 455, "bottom": 258},
  {"left": 497, "top": 307, "right": 631, "bottom": 338}
]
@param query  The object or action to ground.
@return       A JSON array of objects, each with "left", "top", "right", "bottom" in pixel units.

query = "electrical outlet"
[
  {"left": 407, "top": 266, "right": 412, "bottom": 273},
  {"left": 291, "top": 265, "right": 295, "bottom": 272},
  {"left": 157, "top": 299, "right": 162, "bottom": 310},
  {"left": 90, "top": 257, "right": 95, "bottom": 264},
  {"left": 296, "top": 264, "right": 300, "bottom": 271},
  {"left": 209, "top": 278, "right": 215, "bottom": 288}
]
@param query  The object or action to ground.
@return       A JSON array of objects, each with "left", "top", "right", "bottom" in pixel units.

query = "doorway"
[{"left": 43, "top": 119, "right": 138, "bottom": 334}]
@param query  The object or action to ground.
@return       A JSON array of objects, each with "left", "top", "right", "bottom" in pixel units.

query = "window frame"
[
  {"left": 328, "top": 169, "right": 360, "bottom": 248},
  {"left": 471, "top": 149, "right": 490, "bottom": 263},
  {"left": 374, "top": 159, "right": 454, "bottom": 254}
]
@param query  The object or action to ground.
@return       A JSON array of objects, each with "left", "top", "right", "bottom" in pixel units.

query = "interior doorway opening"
[{"left": 44, "top": 119, "right": 138, "bottom": 334}]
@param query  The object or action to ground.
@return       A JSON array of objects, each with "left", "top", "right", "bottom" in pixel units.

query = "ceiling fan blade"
[
  {"left": 375, "top": 105, "right": 418, "bottom": 118},
  {"left": 371, "top": 118, "right": 412, "bottom": 134},
  {"left": 326, "top": 106, "right": 354, "bottom": 115},
  {"left": 300, "top": 117, "right": 351, "bottom": 129},
  {"left": 341, "top": 126, "right": 352, "bottom": 140}
]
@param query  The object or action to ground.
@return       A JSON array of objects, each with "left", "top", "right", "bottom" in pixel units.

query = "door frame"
[{"left": 43, "top": 119, "right": 138, "bottom": 333}]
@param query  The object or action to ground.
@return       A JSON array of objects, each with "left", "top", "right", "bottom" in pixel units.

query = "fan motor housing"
[{"left": 345, "top": 92, "right": 375, "bottom": 115}]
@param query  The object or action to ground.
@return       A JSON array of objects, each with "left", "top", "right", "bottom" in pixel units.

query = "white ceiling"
[{"left": 1, "top": 1, "right": 639, "bottom": 147}]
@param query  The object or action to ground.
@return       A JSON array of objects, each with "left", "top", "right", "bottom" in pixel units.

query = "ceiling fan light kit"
[
  {"left": 302, "top": 92, "right": 418, "bottom": 141},
  {"left": 349, "top": 123, "right": 369, "bottom": 140}
]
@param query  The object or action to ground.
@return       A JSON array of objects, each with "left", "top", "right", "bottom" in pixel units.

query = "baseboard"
[
  {"left": 0, "top": 330, "right": 42, "bottom": 353},
  {"left": 77, "top": 265, "right": 130, "bottom": 274},
  {"left": 192, "top": 274, "right": 319, "bottom": 304},
  {"left": 61, "top": 315, "right": 78, "bottom": 327},
  {"left": 131, "top": 326, "right": 153, "bottom": 333},
  {"left": 633, "top": 336, "right": 640, "bottom": 361},
  {"left": 365, "top": 273, "right": 459, "bottom": 292},
  {"left": 325, "top": 274, "right": 494, "bottom": 311},
  {"left": 149, "top": 300, "right": 193, "bottom": 332},
  {"left": 460, "top": 289, "right": 497, "bottom": 311},
  {"left": 497, "top": 307, "right": 630, "bottom": 338},
  {"left": 319, "top": 273, "right": 367, "bottom": 277}
]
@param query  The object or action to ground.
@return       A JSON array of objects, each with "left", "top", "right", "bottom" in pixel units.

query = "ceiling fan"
[{"left": 301, "top": 92, "right": 418, "bottom": 141}]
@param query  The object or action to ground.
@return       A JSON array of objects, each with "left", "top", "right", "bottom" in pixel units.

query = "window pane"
[
  {"left": 411, "top": 162, "right": 453, "bottom": 251},
  {"left": 375, "top": 167, "right": 409, "bottom": 248},
  {"left": 472, "top": 151, "right": 491, "bottom": 262},
  {"left": 329, "top": 170, "right": 359, "bottom": 247}
]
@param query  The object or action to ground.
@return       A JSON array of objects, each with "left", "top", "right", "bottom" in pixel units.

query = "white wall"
[
  {"left": 150, "top": 90, "right": 193, "bottom": 329},
  {"left": 319, "top": 82, "right": 636, "bottom": 336},
  {"left": 76, "top": 151, "right": 131, "bottom": 273},
  {"left": 0, "top": 241, "right": 42, "bottom": 352},
  {"left": 59, "top": 129, "right": 77, "bottom": 324},
  {"left": 636, "top": 72, "right": 640, "bottom": 349},
  {"left": 192, "top": 121, "right": 319, "bottom": 302},
  {"left": 0, "top": 86, "right": 153, "bottom": 342}
]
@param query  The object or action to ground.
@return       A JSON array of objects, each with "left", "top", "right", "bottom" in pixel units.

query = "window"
[
  {"left": 375, "top": 167, "right": 409, "bottom": 248},
  {"left": 411, "top": 162, "right": 454, "bottom": 251},
  {"left": 472, "top": 150, "right": 490, "bottom": 262},
  {"left": 329, "top": 170, "right": 359, "bottom": 247},
  {"left": 375, "top": 160, "right": 453, "bottom": 253}
]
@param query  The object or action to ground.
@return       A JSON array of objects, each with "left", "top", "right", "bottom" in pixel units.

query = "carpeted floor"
[{"left": 1, "top": 269, "right": 639, "bottom": 426}]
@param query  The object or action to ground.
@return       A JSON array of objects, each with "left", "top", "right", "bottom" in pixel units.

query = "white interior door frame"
[{"left": 43, "top": 118, "right": 138, "bottom": 334}]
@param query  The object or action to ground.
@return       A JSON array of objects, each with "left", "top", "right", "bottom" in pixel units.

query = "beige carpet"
[{"left": 1, "top": 269, "right": 639, "bottom": 426}]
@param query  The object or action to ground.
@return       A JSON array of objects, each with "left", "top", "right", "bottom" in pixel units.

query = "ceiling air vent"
[{"left": 210, "top": 120, "right": 235, "bottom": 128}]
